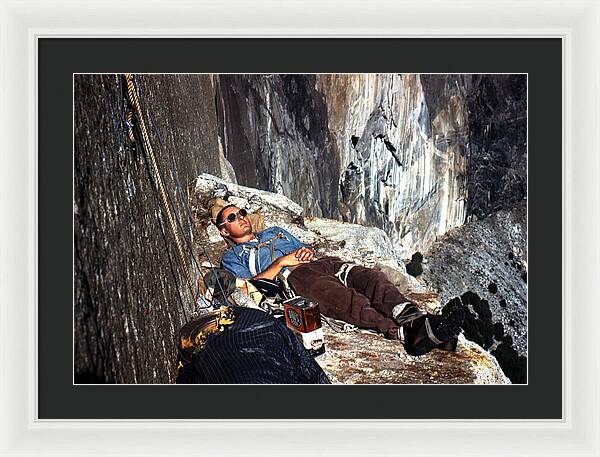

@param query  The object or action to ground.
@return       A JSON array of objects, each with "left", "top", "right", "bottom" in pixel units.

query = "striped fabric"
[{"left": 177, "top": 307, "right": 330, "bottom": 384}]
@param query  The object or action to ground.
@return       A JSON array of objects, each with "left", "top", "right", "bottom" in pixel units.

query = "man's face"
[{"left": 218, "top": 206, "right": 253, "bottom": 239}]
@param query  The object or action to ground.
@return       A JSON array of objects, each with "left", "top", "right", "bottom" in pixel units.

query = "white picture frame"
[{"left": 1, "top": 0, "right": 598, "bottom": 455}]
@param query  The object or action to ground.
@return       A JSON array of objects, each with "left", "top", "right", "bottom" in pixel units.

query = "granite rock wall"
[
  {"left": 217, "top": 74, "right": 526, "bottom": 258},
  {"left": 74, "top": 74, "right": 221, "bottom": 383},
  {"left": 419, "top": 202, "right": 528, "bottom": 383}
]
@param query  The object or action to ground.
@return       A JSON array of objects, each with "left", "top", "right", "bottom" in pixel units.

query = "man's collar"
[{"left": 231, "top": 233, "right": 257, "bottom": 246}]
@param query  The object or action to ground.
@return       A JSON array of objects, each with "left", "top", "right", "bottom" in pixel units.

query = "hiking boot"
[{"left": 403, "top": 298, "right": 466, "bottom": 356}]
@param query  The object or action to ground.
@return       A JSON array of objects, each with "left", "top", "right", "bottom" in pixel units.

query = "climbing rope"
[
  {"left": 122, "top": 74, "right": 229, "bottom": 314},
  {"left": 124, "top": 74, "right": 196, "bottom": 300},
  {"left": 321, "top": 314, "right": 358, "bottom": 333},
  {"left": 129, "top": 78, "right": 229, "bottom": 307}
]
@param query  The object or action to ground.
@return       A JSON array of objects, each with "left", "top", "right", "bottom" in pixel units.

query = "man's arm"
[{"left": 253, "top": 246, "right": 315, "bottom": 281}]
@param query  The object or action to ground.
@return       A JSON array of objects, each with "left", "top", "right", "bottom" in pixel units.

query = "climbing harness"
[
  {"left": 241, "top": 232, "right": 290, "bottom": 277},
  {"left": 334, "top": 262, "right": 358, "bottom": 287},
  {"left": 248, "top": 246, "right": 258, "bottom": 277}
]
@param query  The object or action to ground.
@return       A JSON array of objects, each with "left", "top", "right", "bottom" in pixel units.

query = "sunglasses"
[{"left": 217, "top": 208, "right": 247, "bottom": 228}]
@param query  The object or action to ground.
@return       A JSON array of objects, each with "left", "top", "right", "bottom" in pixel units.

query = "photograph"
[
  {"left": 4, "top": 0, "right": 599, "bottom": 452},
  {"left": 74, "top": 73, "right": 528, "bottom": 385}
]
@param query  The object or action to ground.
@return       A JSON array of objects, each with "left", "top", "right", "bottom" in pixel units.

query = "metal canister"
[{"left": 283, "top": 296, "right": 326, "bottom": 357}]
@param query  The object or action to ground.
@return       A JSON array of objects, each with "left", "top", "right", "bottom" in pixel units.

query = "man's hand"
[
  {"left": 294, "top": 247, "right": 316, "bottom": 262},
  {"left": 253, "top": 247, "right": 316, "bottom": 280},
  {"left": 278, "top": 247, "right": 316, "bottom": 267}
]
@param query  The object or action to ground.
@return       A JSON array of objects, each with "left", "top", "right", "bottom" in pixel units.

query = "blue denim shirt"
[{"left": 220, "top": 227, "right": 308, "bottom": 279}]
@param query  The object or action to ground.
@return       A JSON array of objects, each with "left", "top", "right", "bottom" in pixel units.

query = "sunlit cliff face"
[
  {"left": 217, "top": 74, "right": 473, "bottom": 258},
  {"left": 217, "top": 74, "right": 526, "bottom": 258},
  {"left": 316, "top": 74, "right": 469, "bottom": 258}
]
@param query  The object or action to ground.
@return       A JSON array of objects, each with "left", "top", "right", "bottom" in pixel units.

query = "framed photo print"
[{"left": 1, "top": 1, "right": 598, "bottom": 456}]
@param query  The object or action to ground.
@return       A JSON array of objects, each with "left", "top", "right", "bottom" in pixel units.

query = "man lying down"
[
  {"left": 216, "top": 204, "right": 466, "bottom": 357},
  {"left": 176, "top": 203, "right": 466, "bottom": 384}
]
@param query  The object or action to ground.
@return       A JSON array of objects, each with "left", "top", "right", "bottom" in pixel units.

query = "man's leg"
[
  {"left": 342, "top": 263, "right": 416, "bottom": 320},
  {"left": 340, "top": 266, "right": 466, "bottom": 355},
  {"left": 288, "top": 258, "right": 400, "bottom": 338},
  {"left": 289, "top": 257, "right": 465, "bottom": 354},
  {"left": 343, "top": 263, "right": 466, "bottom": 353}
]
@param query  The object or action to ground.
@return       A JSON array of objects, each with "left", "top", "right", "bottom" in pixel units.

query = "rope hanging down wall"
[
  {"left": 124, "top": 74, "right": 196, "bottom": 306},
  {"left": 122, "top": 74, "right": 230, "bottom": 317}
]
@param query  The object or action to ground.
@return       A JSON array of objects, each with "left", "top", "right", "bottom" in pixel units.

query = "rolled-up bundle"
[{"left": 176, "top": 307, "right": 330, "bottom": 384}]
